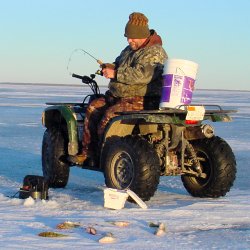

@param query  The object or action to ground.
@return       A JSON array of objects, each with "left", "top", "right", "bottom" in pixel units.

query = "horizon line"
[{"left": 0, "top": 82, "right": 249, "bottom": 92}]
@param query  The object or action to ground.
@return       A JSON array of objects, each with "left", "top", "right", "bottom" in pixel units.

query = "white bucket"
[
  {"left": 159, "top": 59, "right": 198, "bottom": 109},
  {"left": 104, "top": 188, "right": 129, "bottom": 210}
]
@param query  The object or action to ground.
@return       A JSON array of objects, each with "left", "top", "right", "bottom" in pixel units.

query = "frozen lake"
[{"left": 0, "top": 83, "right": 249, "bottom": 249}]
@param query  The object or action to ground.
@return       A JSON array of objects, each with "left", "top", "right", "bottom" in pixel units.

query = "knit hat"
[{"left": 124, "top": 12, "right": 150, "bottom": 39}]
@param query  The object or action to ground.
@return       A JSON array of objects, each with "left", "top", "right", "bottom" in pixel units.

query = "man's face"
[{"left": 127, "top": 38, "right": 147, "bottom": 50}]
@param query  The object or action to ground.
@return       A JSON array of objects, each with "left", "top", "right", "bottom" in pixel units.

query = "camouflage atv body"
[{"left": 41, "top": 74, "right": 237, "bottom": 201}]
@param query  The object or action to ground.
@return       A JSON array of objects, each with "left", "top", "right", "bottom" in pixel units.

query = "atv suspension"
[{"left": 182, "top": 134, "right": 207, "bottom": 178}]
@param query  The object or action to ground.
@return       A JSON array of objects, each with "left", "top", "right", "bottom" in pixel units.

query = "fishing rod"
[
  {"left": 80, "top": 49, "right": 103, "bottom": 65},
  {"left": 66, "top": 48, "right": 103, "bottom": 75}
]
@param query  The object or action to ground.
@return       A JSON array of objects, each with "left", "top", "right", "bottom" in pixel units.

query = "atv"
[{"left": 41, "top": 72, "right": 237, "bottom": 201}]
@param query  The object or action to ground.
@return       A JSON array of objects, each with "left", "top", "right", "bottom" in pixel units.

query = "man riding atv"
[
  {"left": 42, "top": 13, "right": 236, "bottom": 202},
  {"left": 69, "top": 12, "right": 168, "bottom": 165}
]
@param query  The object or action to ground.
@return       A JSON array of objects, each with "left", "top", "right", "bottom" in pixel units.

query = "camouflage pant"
[{"left": 82, "top": 95, "right": 159, "bottom": 154}]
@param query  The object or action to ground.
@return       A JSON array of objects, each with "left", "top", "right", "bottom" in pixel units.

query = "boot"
[{"left": 68, "top": 151, "right": 88, "bottom": 165}]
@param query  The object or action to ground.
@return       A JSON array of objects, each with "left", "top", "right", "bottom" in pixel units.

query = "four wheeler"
[{"left": 41, "top": 72, "right": 237, "bottom": 201}]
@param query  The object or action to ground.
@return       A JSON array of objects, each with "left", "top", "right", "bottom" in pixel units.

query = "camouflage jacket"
[{"left": 108, "top": 30, "right": 168, "bottom": 98}]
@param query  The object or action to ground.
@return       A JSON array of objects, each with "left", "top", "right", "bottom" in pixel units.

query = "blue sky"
[{"left": 1, "top": 0, "right": 249, "bottom": 90}]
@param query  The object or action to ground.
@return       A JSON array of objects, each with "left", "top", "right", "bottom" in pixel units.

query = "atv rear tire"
[
  {"left": 181, "top": 136, "right": 236, "bottom": 198},
  {"left": 42, "top": 128, "right": 70, "bottom": 188},
  {"left": 102, "top": 135, "right": 160, "bottom": 201}
]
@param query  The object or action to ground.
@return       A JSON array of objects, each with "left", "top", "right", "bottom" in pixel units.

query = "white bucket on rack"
[{"left": 159, "top": 59, "right": 198, "bottom": 109}]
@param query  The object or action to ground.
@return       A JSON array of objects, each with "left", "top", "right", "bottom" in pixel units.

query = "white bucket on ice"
[
  {"left": 159, "top": 59, "right": 198, "bottom": 109},
  {"left": 104, "top": 188, "right": 129, "bottom": 210}
]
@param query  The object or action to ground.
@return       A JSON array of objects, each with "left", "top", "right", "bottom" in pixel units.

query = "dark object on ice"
[
  {"left": 19, "top": 175, "right": 49, "bottom": 200},
  {"left": 41, "top": 72, "right": 237, "bottom": 201},
  {"left": 38, "top": 231, "right": 68, "bottom": 237}
]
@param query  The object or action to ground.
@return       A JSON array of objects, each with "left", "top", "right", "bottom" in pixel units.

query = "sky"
[{"left": 0, "top": 0, "right": 249, "bottom": 90}]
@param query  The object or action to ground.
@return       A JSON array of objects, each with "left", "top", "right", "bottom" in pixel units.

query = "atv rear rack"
[
  {"left": 115, "top": 105, "right": 237, "bottom": 124},
  {"left": 117, "top": 104, "right": 237, "bottom": 115}
]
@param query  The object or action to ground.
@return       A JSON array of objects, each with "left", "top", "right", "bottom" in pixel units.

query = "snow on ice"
[{"left": 0, "top": 83, "right": 249, "bottom": 249}]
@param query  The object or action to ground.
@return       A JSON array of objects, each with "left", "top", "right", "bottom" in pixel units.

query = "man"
[{"left": 71, "top": 12, "right": 168, "bottom": 164}]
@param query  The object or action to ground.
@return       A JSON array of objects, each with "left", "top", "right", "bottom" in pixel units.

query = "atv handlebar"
[
  {"left": 72, "top": 73, "right": 100, "bottom": 96},
  {"left": 72, "top": 73, "right": 93, "bottom": 84},
  {"left": 72, "top": 73, "right": 83, "bottom": 80}
]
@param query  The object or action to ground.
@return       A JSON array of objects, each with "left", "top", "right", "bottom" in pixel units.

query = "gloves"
[{"left": 101, "top": 63, "right": 115, "bottom": 69}]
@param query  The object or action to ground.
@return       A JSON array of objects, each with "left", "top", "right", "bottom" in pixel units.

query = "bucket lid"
[{"left": 126, "top": 189, "right": 147, "bottom": 209}]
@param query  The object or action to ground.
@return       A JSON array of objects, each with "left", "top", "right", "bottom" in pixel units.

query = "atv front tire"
[
  {"left": 102, "top": 135, "right": 160, "bottom": 201},
  {"left": 182, "top": 136, "right": 236, "bottom": 198},
  {"left": 42, "top": 128, "right": 70, "bottom": 188}
]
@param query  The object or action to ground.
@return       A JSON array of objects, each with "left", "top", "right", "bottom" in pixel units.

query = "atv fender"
[
  {"left": 42, "top": 105, "right": 78, "bottom": 155},
  {"left": 102, "top": 114, "right": 159, "bottom": 144}
]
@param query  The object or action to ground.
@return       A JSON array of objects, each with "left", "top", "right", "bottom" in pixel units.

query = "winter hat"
[{"left": 124, "top": 12, "right": 150, "bottom": 39}]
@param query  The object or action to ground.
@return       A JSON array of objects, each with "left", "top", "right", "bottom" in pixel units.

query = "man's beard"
[{"left": 129, "top": 42, "right": 138, "bottom": 50}]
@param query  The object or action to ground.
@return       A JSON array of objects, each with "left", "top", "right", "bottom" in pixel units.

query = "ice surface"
[{"left": 0, "top": 83, "right": 249, "bottom": 249}]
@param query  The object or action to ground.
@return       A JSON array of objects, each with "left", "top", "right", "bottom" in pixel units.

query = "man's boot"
[{"left": 68, "top": 152, "right": 88, "bottom": 165}]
